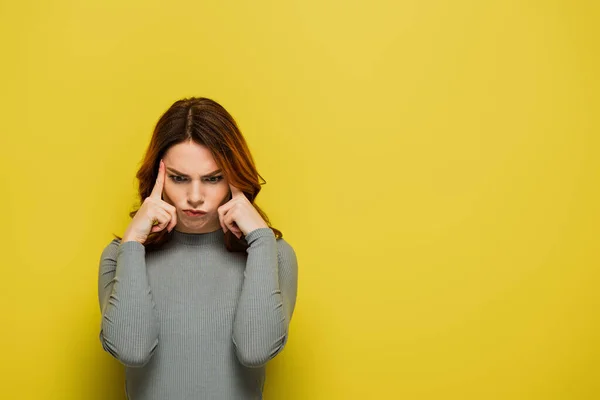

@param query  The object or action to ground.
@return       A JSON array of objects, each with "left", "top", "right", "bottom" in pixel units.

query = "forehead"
[{"left": 163, "top": 141, "right": 218, "bottom": 173}]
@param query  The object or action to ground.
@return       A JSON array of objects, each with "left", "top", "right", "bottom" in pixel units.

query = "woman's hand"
[
  {"left": 218, "top": 184, "right": 268, "bottom": 239},
  {"left": 122, "top": 159, "right": 178, "bottom": 244}
]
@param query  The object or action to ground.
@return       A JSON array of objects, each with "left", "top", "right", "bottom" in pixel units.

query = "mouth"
[{"left": 183, "top": 210, "right": 207, "bottom": 217}]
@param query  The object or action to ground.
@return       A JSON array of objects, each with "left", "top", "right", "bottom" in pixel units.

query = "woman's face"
[{"left": 161, "top": 140, "right": 231, "bottom": 234}]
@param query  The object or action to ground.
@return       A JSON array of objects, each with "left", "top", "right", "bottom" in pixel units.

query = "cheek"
[
  {"left": 162, "top": 185, "right": 179, "bottom": 205},
  {"left": 219, "top": 187, "right": 231, "bottom": 203}
]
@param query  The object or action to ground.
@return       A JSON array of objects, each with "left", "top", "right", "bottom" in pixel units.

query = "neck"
[{"left": 171, "top": 228, "right": 225, "bottom": 246}]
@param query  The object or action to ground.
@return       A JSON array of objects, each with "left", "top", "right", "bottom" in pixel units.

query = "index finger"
[
  {"left": 150, "top": 159, "right": 165, "bottom": 199},
  {"left": 229, "top": 183, "right": 244, "bottom": 198}
]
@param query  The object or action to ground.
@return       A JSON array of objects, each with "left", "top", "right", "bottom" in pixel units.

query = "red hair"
[{"left": 113, "top": 97, "right": 282, "bottom": 252}]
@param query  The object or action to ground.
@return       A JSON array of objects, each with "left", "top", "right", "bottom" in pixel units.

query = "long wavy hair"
[{"left": 112, "top": 97, "right": 282, "bottom": 252}]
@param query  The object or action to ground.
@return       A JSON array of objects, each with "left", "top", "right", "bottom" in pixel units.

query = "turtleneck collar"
[{"left": 171, "top": 228, "right": 225, "bottom": 246}]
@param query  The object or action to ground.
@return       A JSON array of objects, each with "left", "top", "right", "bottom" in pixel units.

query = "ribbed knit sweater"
[{"left": 97, "top": 227, "right": 298, "bottom": 399}]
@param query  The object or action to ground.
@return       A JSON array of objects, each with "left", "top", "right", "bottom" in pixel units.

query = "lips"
[{"left": 183, "top": 210, "right": 207, "bottom": 216}]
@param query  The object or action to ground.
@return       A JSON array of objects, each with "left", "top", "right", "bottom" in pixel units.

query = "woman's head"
[
  {"left": 114, "top": 97, "right": 282, "bottom": 251},
  {"left": 161, "top": 140, "right": 230, "bottom": 235}
]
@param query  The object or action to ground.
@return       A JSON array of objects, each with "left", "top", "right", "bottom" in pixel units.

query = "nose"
[{"left": 187, "top": 180, "right": 204, "bottom": 208}]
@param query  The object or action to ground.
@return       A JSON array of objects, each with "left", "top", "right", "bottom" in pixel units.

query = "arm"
[
  {"left": 232, "top": 228, "right": 299, "bottom": 368},
  {"left": 97, "top": 239, "right": 160, "bottom": 367}
]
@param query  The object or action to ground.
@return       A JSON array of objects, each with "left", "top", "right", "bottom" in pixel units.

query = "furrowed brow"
[{"left": 166, "top": 167, "right": 222, "bottom": 178}]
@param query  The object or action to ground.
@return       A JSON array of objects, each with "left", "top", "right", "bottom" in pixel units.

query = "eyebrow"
[{"left": 166, "top": 167, "right": 223, "bottom": 178}]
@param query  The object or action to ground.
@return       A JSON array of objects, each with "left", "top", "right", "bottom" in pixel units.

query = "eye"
[
  {"left": 169, "top": 175, "right": 187, "bottom": 183},
  {"left": 206, "top": 176, "right": 224, "bottom": 184}
]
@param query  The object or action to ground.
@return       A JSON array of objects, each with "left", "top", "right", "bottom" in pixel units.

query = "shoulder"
[
  {"left": 275, "top": 237, "right": 298, "bottom": 298},
  {"left": 276, "top": 236, "right": 297, "bottom": 264},
  {"left": 275, "top": 237, "right": 298, "bottom": 284},
  {"left": 101, "top": 238, "right": 146, "bottom": 259},
  {"left": 100, "top": 238, "right": 122, "bottom": 262},
  {"left": 245, "top": 228, "right": 298, "bottom": 265}
]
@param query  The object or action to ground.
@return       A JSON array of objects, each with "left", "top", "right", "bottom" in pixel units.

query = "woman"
[{"left": 97, "top": 97, "right": 299, "bottom": 400}]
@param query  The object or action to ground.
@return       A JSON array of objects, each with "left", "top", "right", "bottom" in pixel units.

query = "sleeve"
[
  {"left": 97, "top": 239, "right": 160, "bottom": 367},
  {"left": 231, "top": 227, "right": 299, "bottom": 368}
]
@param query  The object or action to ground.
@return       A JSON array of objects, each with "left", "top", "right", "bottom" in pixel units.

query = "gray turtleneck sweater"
[{"left": 97, "top": 227, "right": 298, "bottom": 400}]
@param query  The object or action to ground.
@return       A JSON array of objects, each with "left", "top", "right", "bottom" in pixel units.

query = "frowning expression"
[{"left": 161, "top": 140, "right": 231, "bottom": 234}]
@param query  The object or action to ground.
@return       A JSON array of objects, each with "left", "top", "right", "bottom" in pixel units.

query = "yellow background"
[{"left": 1, "top": 0, "right": 598, "bottom": 399}]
